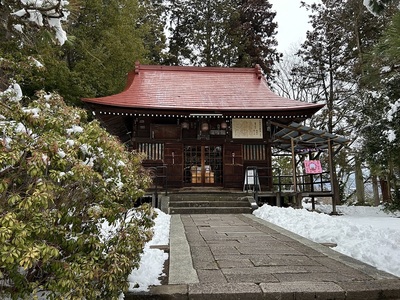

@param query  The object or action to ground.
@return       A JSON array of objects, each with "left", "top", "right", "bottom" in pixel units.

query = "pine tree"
[
  {"left": 0, "top": 0, "right": 70, "bottom": 92},
  {"left": 137, "top": 0, "right": 168, "bottom": 64},
  {"left": 364, "top": 0, "right": 396, "bottom": 14},
  {"left": 1, "top": 0, "right": 167, "bottom": 105},
  {"left": 361, "top": 10, "right": 400, "bottom": 205},
  {"left": 62, "top": 0, "right": 154, "bottom": 102},
  {"left": 294, "top": 1, "right": 354, "bottom": 134},
  {"left": 234, "top": 0, "right": 280, "bottom": 78},
  {"left": 167, "top": 0, "right": 235, "bottom": 66},
  {"left": 291, "top": 0, "right": 392, "bottom": 204},
  {"left": 167, "top": 0, "right": 280, "bottom": 78},
  {"left": 165, "top": 0, "right": 193, "bottom": 65}
]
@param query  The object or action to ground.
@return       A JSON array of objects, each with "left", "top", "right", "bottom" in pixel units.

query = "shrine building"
[{"left": 82, "top": 62, "right": 349, "bottom": 209}]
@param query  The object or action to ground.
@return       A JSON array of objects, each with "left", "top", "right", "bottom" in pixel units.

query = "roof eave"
[
  {"left": 82, "top": 100, "right": 325, "bottom": 112},
  {"left": 84, "top": 103, "right": 324, "bottom": 120}
]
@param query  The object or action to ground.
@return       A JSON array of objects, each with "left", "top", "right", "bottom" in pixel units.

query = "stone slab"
[
  {"left": 272, "top": 272, "right": 357, "bottom": 283},
  {"left": 188, "top": 283, "right": 264, "bottom": 300},
  {"left": 243, "top": 214, "right": 399, "bottom": 280},
  {"left": 216, "top": 258, "right": 254, "bottom": 268},
  {"left": 221, "top": 265, "right": 308, "bottom": 275},
  {"left": 124, "top": 284, "right": 187, "bottom": 300},
  {"left": 338, "top": 279, "right": 400, "bottom": 300},
  {"left": 252, "top": 255, "right": 322, "bottom": 267},
  {"left": 196, "top": 269, "right": 228, "bottom": 284},
  {"left": 224, "top": 273, "right": 278, "bottom": 283},
  {"left": 260, "top": 282, "right": 345, "bottom": 300}
]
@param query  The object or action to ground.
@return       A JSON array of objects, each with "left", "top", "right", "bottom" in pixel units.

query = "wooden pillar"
[
  {"left": 328, "top": 139, "right": 338, "bottom": 215},
  {"left": 291, "top": 138, "right": 302, "bottom": 208},
  {"left": 291, "top": 138, "right": 297, "bottom": 192}
]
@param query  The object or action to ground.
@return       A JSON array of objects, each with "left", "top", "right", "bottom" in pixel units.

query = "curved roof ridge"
[{"left": 134, "top": 62, "right": 261, "bottom": 74}]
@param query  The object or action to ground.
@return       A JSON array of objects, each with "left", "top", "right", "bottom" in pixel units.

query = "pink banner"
[{"left": 304, "top": 160, "right": 322, "bottom": 174}]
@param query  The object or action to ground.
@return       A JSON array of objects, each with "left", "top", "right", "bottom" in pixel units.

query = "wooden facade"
[
  {"left": 130, "top": 117, "right": 271, "bottom": 189},
  {"left": 82, "top": 63, "right": 327, "bottom": 192}
]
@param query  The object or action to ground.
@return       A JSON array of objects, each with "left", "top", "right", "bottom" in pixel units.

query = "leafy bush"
[{"left": 0, "top": 90, "right": 154, "bottom": 299}]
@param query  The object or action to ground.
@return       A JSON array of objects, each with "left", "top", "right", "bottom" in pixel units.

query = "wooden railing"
[{"left": 243, "top": 166, "right": 333, "bottom": 205}]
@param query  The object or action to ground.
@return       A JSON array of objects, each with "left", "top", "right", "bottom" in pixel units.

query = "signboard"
[
  {"left": 304, "top": 160, "right": 323, "bottom": 174},
  {"left": 243, "top": 167, "right": 260, "bottom": 192},
  {"left": 232, "top": 119, "right": 263, "bottom": 139}
]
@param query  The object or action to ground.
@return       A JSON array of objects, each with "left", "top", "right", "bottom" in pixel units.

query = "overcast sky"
[{"left": 269, "top": 0, "right": 321, "bottom": 53}]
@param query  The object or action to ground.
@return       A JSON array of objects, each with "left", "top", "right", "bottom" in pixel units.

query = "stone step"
[
  {"left": 158, "top": 192, "right": 257, "bottom": 214},
  {"left": 169, "top": 200, "right": 250, "bottom": 208},
  {"left": 169, "top": 206, "right": 253, "bottom": 214},
  {"left": 168, "top": 193, "right": 249, "bottom": 202}
]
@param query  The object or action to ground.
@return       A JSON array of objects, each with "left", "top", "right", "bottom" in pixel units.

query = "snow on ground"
[
  {"left": 127, "top": 208, "right": 170, "bottom": 292},
  {"left": 253, "top": 204, "right": 400, "bottom": 277},
  {"left": 311, "top": 204, "right": 400, "bottom": 231}
]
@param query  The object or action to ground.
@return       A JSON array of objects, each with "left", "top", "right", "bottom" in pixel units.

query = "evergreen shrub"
[{"left": 0, "top": 90, "right": 154, "bottom": 299}]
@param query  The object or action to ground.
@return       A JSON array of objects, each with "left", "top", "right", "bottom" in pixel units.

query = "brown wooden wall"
[
  {"left": 223, "top": 143, "right": 243, "bottom": 189},
  {"left": 164, "top": 142, "right": 183, "bottom": 188},
  {"left": 133, "top": 116, "right": 273, "bottom": 190}
]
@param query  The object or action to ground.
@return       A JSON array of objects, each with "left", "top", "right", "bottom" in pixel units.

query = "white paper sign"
[{"left": 232, "top": 119, "right": 263, "bottom": 139}]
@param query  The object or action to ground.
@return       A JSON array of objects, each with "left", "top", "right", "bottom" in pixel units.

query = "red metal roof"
[{"left": 82, "top": 63, "right": 324, "bottom": 113}]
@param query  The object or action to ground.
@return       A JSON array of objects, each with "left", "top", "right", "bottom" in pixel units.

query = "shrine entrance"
[{"left": 184, "top": 145, "right": 223, "bottom": 186}]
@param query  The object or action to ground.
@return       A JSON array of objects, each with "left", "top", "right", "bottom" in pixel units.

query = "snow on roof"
[{"left": 82, "top": 63, "right": 324, "bottom": 114}]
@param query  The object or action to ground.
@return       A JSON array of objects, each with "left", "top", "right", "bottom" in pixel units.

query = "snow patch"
[
  {"left": 253, "top": 204, "right": 400, "bottom": 277},
  {"left": 127, "top": 209, "right": 170, "bottom": 292},
  {"left": 66, "top": 125, "right": 83, "bottom": 135},
  {"left": 1, "top": 83, "right": 23, "bottom": 102}
]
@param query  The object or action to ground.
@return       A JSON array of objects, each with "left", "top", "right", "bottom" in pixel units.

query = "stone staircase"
[{"left": 166, "top": 191, "right": 257, "bottom": 214}]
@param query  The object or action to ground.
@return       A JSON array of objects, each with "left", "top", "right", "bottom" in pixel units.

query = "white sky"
[{"left": 269, "top": 0, "right": 321, "bottom": 53}]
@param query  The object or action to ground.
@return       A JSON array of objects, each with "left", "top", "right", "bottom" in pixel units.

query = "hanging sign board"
[
  {"left": 232, "top": 119, "right": 263, "bottom": 139},
  {"left": 304, "top": 160, "right": 323, "bottom": 174}
]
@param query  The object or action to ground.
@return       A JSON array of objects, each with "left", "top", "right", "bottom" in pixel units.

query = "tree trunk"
[
  {"left": 355, "top": 157, "right": 365, "bottom": 204},
  {"left": 380, "top": 176, "right": 391, "bottom": 203},
  {"left": 371, "top": 174, "right": 380, "bottom": 206}
]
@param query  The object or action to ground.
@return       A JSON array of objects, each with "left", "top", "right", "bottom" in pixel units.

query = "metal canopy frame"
[
  {"left": 270, "top": 121, "right": 350, "bottom": 214},
  {"left": 270, "top": 121, "right": 350, "bottom": 154}
]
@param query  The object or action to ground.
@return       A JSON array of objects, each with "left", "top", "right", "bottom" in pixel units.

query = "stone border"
[{"left": 168, "top": 215, "right": 199, "bottom": 284}]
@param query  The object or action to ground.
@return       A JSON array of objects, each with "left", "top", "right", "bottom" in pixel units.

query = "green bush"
[{"left": 0, "top": 90, "right": 154, "bottom": 299}]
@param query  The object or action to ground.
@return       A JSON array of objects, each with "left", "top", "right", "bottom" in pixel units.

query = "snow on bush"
[
  {"left": 9, "top": 0, "right": 69, "bottom": 45},
  {"left": 0, "top": 90, "right": 154, "bottom": 299}
]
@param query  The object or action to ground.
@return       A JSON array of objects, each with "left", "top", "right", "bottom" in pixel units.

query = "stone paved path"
[{"left": 127, "top": 214, "right": 400, "bottom": 300}]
